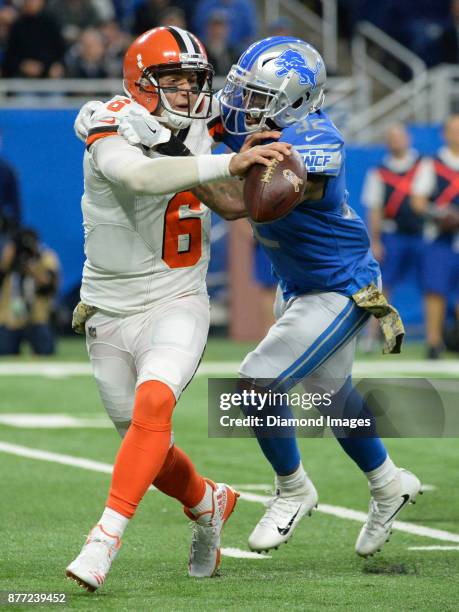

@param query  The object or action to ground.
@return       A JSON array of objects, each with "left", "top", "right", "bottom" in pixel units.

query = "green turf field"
[{"left": 1, "top": 338, "right": 458, "bottom": 611}]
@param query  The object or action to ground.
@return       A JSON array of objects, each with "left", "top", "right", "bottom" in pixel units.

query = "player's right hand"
[
  {"left": 229, "top": 142, "right": 292, "bottom": 177},
  {"left": 74, "top": 100, "right": 104, "bottom": 142},
  {"left": 239, "top": 130, "right": 283, "bottom": 153}
]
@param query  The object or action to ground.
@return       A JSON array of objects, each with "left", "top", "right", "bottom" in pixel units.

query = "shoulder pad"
[
  {"left": 281, "top": 117, "right": 344, "bottom": 176},
  {"left": 90, "top": 96, "right": 142, "bottom": 127},
  {"left": 86, "top": 96, "right": 146, "bottom": 149}
]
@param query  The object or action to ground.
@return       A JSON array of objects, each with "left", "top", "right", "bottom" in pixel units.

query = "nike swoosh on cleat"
[
  {"left": 277, "top": 508, "right": 301, "bottom": 536},
  {"left": 384, "top": 494, "right": 410, "bottom": 525}
]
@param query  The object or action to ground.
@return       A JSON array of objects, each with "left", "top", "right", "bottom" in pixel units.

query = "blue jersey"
[{"left": 221, "top": 109, "right": 381, "bottom": 299}]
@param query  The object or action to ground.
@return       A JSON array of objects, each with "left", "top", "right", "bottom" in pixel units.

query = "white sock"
[
  {"left": 98, "top": 507, "right": 130, "bottom": 539},
  {"left": 366, "top": 456, "right": 398, "bottom": 493},
  {"left": 190, "top": 481, "right": 214, "bottom": 517},
  {"left": 276, "top": 463, "right": 308, "bottom": 496}
]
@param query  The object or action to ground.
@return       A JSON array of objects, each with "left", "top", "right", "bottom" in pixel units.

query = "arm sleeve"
[
  {"left": 91, "top": 135, "right": 235, "bottom": 195},
  {"left": 412, "top": 158, "right": 436, "bottom": 197},
  {"left": 361, "top": 169, "right": 384, "bottom": 210}
]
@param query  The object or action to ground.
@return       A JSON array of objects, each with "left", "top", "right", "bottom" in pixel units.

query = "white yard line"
[
  {"left": 0, "top": 360, "right": 459, "bottom": 377},
  {"left": 237, "top": 491, "right": 459, "bottom": 544},
  {"left": 0, "top": 363, "right": 92, "bottom": 377},
  {"left": 408, "top": 546, "right": 459, "bottom": 551},
  {"left": 233, "top": 484, "right": 272, "bottom": 491},
  {"left": 0, "top": 441, "right": 156, "bottom": 491},
  {"left": 0, "top": 441, "right": 457, "bottom": 544},
  {"left": 0, "top": 441, "right": 114, "bottom": 473},
  {"left": 318, "top": 503, "right": 459, "bottom": 544},
  {"left": 0, "top": 414, "right": 112, "bottom": 429}
]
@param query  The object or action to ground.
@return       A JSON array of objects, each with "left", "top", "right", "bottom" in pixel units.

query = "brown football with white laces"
[{"left": 243, "top": 148, "right": 306, "bottom": 223}]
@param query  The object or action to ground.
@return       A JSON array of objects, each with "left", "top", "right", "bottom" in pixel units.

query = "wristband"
[{"left": 196, "top": 153, "right": 235, "bottom": 183}]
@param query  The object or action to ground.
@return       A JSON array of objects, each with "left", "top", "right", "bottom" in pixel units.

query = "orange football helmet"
[{"left": 123, "top": 26, "right": 214, "bottom": 129}]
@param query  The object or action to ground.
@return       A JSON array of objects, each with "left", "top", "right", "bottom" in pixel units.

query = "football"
[{"left": 243, "top": 148, "right": 306, "bottom": 223}]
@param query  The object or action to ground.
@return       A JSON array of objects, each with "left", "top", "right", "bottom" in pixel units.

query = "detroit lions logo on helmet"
[{"left": 274, "top": 50, "right": 321, "bottom": 87}]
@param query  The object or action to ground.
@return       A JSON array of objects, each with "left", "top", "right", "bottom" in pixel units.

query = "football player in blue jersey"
[
  {"left": 74, "top": 35, "right": 421, "bottom": 559},
  {"left": 216, "top": 37, "right": 421, "bottom": 557}
]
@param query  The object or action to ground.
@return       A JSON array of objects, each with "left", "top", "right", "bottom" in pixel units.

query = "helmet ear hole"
[{"left": 292, "top": 97, "right": 304, "bottom": 109}]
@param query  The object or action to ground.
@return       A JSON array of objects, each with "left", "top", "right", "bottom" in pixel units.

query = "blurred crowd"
[
  {"left": 0, "top": 0, "right": 267, "bottom": 79},
  {"left": 361, "top": 118, "right": 459, "bottom": 359},
  {"left": 3, "top": 1, "right": 459, "bottom": 83},
  {"left": 339, "top": 0, "right": 459, "bottom": 68}
]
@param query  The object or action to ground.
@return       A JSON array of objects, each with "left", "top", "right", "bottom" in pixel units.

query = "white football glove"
[
  {"left": 74, "top": 100, "right": 104, "bottom": 142},
  {"left": 118, "top": 109, "right": 172, "bottom": 148}
]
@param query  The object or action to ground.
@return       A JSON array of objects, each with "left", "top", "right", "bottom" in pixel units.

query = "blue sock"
[
  {"left": 324, "top": 377, "right": 387, "bottom": 472},
  {"left": 239, "top": 384, "right": 301, "bottom": 475},
  {"left": 256, "top": 434, "right": 301, "bottom": 476}
]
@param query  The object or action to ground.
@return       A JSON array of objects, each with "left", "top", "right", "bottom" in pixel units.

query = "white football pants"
[{"left": 85, "top": 293, "right": 210, "bottom": 436}]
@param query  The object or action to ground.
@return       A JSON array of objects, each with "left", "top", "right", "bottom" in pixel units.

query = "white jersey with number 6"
[{"left": 80, "top": 95, "right": 213, "bottom": 315}]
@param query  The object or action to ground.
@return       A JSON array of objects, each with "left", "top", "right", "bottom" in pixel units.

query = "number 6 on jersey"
[{"left": 162, "top": 192, "right": 203, "bottom": 268}]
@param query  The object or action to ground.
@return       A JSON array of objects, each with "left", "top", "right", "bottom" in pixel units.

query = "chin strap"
[{"left": 156, "top": 107, "right": 193, "bottom": 131}]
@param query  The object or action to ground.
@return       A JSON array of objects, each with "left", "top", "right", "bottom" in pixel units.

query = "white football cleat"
[
  {"left": 356, "top": 469, "right": 421, "bottom": 558},
  {"left": 186, "top": 481, "right": 239, "bottom": 578},
  {"left": 66, "top": 525, "right": 121, "bottom": 592},
  {"left": 248, "top": 479, "right": 318, "bottom": 552}
]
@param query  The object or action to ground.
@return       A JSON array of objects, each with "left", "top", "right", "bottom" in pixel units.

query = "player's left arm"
[
  {"left": 75, "top": 100, "right": 248, "bottom": 219},
  {"left": 191, "top": 179, "right": 246, "bottom": 220}
]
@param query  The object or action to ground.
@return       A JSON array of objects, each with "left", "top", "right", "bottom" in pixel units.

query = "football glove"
[
  {"left": 74, "top": 100, "right": 104, "bottom": 142},
  {"left": 118, "top": 109, "right": 172, "bottom": 148}
]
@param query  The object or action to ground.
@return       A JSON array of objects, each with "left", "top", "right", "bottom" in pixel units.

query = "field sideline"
[{"left": 1, "top": 338, "right": 458, "bottom": 610}]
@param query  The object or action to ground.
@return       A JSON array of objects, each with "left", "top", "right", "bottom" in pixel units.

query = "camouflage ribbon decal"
[
  {"left": 71, "top": 301, "right": 97, "bottom": 335},
  {"left": 352, "top": 283, "right": 405, "bottom": 354}
]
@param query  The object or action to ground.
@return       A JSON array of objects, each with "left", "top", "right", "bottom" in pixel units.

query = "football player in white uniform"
[
  {"left": 101, "top": 36, "right": 422, "bottom": 562},
  {"left": 66, "top": 26, "right": 291, "bottom": 592}
]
